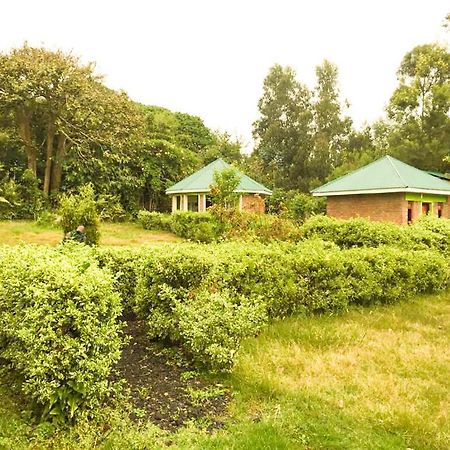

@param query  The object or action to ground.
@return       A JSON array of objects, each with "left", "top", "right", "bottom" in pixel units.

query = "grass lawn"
[
  {"left": 0, "top": 220, "right": 181, "bottom": 246},
  {"left": 0, "top": 292, "right": 448, "bottom": 449}
]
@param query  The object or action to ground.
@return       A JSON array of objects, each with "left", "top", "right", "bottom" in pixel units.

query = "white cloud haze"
[{"left": 2, "top": 0, "right": 449, "bottom": 151}]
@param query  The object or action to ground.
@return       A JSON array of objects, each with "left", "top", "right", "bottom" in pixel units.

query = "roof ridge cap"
[
  {"left": 386, "top": 156, "right": 408, "bottom": 187},
  {"left": 311, "top": 155, "right": 388, "bottom": 193}
]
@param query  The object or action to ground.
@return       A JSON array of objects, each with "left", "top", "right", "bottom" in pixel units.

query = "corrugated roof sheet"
[
  {"left": 311, "top": 155, "right": 450, "bottom": 196},
  {"left": 166, "top": 159, "right": 272, "bottom": 195}
]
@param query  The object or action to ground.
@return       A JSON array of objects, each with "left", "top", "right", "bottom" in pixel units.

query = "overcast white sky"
[{"left": 1, "top": 1, "right": 449, "bottom": 151}]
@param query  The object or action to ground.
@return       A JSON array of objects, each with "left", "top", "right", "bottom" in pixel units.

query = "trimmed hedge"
[
  {"left": 0, "top": 244, "right": 123, "bottom": 421},
  {"left": 137, "top": 210, "right": 172, "bottom": 232},
  {"left": 97, "top": 239, "right": 449, "bottom": 370},
  {"left": 300, "top": 215, "right": 450, "bottom": 254},
  {"left": 137, "top": 209, "right": 302, "bottom": 243}
]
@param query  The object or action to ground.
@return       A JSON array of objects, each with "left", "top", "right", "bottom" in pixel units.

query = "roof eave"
[
  {"left": 166, "top": 188, "right": 272, "bottom": 195},
  {"left": 312, "top": 187, "right": 450, "bottom": 197}
]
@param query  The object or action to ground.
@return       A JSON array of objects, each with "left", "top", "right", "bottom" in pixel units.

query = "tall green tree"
[
  {"left": 309, "top": 60, "right": 352, "bottom": 183},
  {"left": 253, "top": 64, "right": 313, "bottom": 190},
  {"left": 0, "top": 44, "right": 145, "bottom": 196},
  {"left": 387, "top": 44, "right": 450, "bottom": 171}
]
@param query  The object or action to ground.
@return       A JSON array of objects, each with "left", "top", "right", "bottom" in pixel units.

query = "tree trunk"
[
  {"left": 17, "top": 110, "right": 37, "bottom": 175},
  {"left": 50, "top": 134, "right": 67, "bottom": 194},
  {"left": 43, "top": 124, "right": 55, "bottom": 196}
]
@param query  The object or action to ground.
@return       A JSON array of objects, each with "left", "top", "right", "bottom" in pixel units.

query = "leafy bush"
[
  {"left": 170, "top": 211, "right": 222, "bottom": 243},
  {"left": 96, "top": 246, "right": 154, "bottom": 312},
  {"left": 287, "top": 193, "right": 325, "bottom": 221},
  {"left": 58, "top": 184, "right": 100, "bottom": 245},
  {"left": 126, "top": 239, "right": 448, "bottom": 370},
  {"left": 300, "top": 215, "right": 450, "bottom": 254},
  {"left": 174, "top": 291, "right": 268, "bottom": 370},
  {"left": 0, "top": 178, "right": 20, "bottom": 219},
  {"left": 137, "top": 210, "right": 172, "bottom": 231},
  {"left": 97, "top": 194, "right": 128, "bottom": 222},
  {"left": 0, "top": 244, "right": 123, "bottom": 421},
  {"left": 17, "top": 169, "right": 44, "bottom": 219}
]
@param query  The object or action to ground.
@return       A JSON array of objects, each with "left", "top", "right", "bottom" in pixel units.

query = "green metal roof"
[
  {"left": 166, "top": 159, "right": 272, "bottom": 195},
  {"left": 311, "top": 155, "right": 450, "bottom": 196}
]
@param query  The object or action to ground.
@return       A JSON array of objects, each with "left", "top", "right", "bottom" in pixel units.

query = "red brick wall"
[
  {"left": 441, "top": 201, "right": 450, "bottom": 219},
  {"left": 326, "top": 193, "right": 408, "bottom": 224},
  {"left": 242, "top": 194, "right": 266, "bottom": 213}
]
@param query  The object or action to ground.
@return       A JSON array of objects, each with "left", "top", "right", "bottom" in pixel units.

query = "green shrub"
[
  {"left": 127, "top": 239, "right": 448, "bottom": 370},
  {"left": 137, "top": 210, "right": 171, "bottom": 231},
  {"left": 58, "top": 184, "right": 100, "bottom": 245},
  {"left": 96, "top": 246, "right": 154, "bottom": 312},
  {"left": 300, "top": 215, "right": 450, "bottom": 254},
  {"left": 174, "top": 291, "right": 268, "bottom": 371},
  {"left": 0, "top": 178, "right": 20, "bottom": 219},
  {"left": 97, "top": 194, "right": 128, "bottom": 222},
  {"left": 287, "top": 193, "right": 325, "bottom": 221},
  {"left": 170, "top": 211, "right": 222, "bottom": 242},
  {"left": 0, "top": 244, "right": 123, "bottom": 421}
]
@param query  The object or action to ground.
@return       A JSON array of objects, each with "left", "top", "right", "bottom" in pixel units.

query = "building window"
[
  {"left": 187, "top": 195, "right": 199, "bottom": 212},
  {"left": 437, "top": 202, "right": 443, "bottom": 218},
  {"left": 176, "top": 195, "right": 181, "bottom": 210},
  {"left": 407, "top": 201, "right": 412, "bottom": 224},
  {"left": 422, "top": 202, "right": 430, "bottom": 215}
]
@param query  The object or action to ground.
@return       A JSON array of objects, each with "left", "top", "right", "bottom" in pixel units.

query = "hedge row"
[
  {"left": 0, "top": 244, "right": 123, "bottom": 421},
  {"left": 299, "top": 215, "right": 450, "bottom": 254},
  {"left": 139, "top": 210, "right": 450, "bottom": 254},
  {"left": 137, "top": 209, "right": 302, "bottom": 243},
  {"left": 99, "top": 239, "right": 449, "bottom": 370}
]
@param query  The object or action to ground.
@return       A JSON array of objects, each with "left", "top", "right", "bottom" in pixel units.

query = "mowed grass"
[
  {"left": 0, "top": 293, "right": 448, "bottom": 449},
  {"left": 206, "top": 292, "right": 450, "bottom": 450},
  {"left": 0, "top": 220, "right": 181, "bottom": 246}
]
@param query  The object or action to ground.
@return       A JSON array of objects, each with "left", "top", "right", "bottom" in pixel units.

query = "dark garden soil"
[{"left": 113, "top": 318, "right": 229, "bottom": 431}]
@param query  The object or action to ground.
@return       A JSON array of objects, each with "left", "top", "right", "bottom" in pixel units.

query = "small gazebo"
[{"left": 166, "top": 159, "right": 272, "bottom": 213}]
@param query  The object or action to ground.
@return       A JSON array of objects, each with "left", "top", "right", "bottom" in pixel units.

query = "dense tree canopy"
[
  {"left": 387, "top": 44, "right": 450, "bottom": 171},
  {"left": 1, "top": 33, "right": 449, "bottom": 218},
  {"left": 252, "top": 62, "right": 351, "bottom": 191}
]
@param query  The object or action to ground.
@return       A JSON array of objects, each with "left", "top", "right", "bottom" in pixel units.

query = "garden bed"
[{"left": 114, "top": 319, "right": 229, "bottom": 430}]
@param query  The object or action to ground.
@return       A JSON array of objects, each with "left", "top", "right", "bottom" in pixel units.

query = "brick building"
[
  {"left": 166, "top": 159, "right": 272, "bottom": 213},
  {"left": 311, "top": 156, "right": 450, "bottom": 225}
]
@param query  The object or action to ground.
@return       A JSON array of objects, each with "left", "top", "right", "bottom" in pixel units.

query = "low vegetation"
[
  {"left": 0, "top": 293, "right": 448, "bottom": 449},
  {"left": 0, "top": 244, "right": 122, "bottom": 421}
]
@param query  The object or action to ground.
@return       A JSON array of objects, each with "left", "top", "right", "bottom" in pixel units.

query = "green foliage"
[
  {"left": 0, "top": 178, "right": 18, "bottom": 219},
  {"left": 125, "top": 238, "right": 448, "bottom": 370},
  {"left": 96, "top": 194, "right": 128, "bottom": 222},
  {"left": 0, "top": 244, "right": 123, "bottom": 421},
  {"left": 96, "top": 246, "right": 153, "bottom": 312},
  {"left": 253, "top": 61, "right": 352, "bottom": 191},
  {"left": 58, "top": 184, "right": 100, "bottom": 245},
  {"left": 253, "top": 64, "right": 313, "bottom": 191},
  {"left": 286, "top": 193, "right": 326, "bottom": 221},
  {"left": 170, "top": 212, "right": 222, "bottom": 243},
  {"left": 300, "top": 215, "right": 450, "bottom": 254},
  {"left": 14, "top": 169, "right": 43, "bottom": 218},
  {"left": 137, "top": 210, "right": 172, "bottom": 231},
  {"left": 387, "top": 44, "right": 450, "bottom": 171},
  {"left": 210, "top": 167, "right": 240, "bottom": 209},
  {"left": 174, "top": 291, "right": 268, "bottom": 371}
]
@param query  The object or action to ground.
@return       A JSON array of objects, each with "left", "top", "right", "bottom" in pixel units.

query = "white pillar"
[
  {"left": 171, "top": 196, "right": 177, "bottom": 213},
  {"left": 201, "top": 193, "right": 207, "bottom": 212},
  {"left": 183, "top": 194, "right": 188, "bottom": 211},
  {"left": 239, "top": 195, "right": 243, "bottom": 211}
]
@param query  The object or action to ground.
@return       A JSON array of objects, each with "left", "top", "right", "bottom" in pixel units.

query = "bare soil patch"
[{"left": 114, "top": 319, "right": 229, "bottom": 431}]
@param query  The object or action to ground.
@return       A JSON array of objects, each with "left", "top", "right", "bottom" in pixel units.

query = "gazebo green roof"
[
  {"left": 311, "top": 155, "right": 450, "bottom": 197},
  {"left": 166, "top": 159, "right": 272, "bottom": 195}
]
